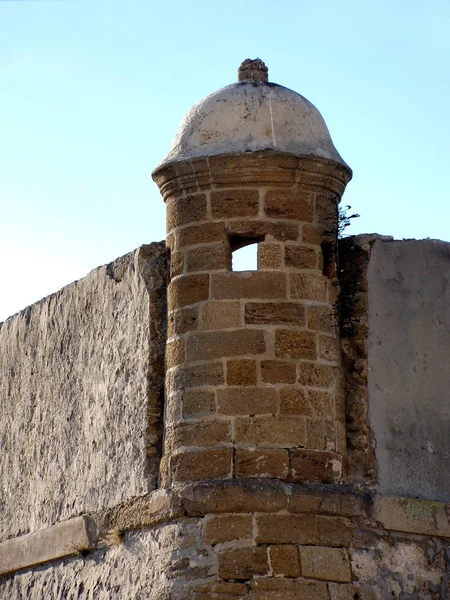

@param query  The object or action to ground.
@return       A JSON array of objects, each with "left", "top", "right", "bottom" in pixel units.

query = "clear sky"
[{"left": 1, "top": 0, "right": 449, "bottom": 322}]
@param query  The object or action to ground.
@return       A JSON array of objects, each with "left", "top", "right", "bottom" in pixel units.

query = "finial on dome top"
[{"left": 238, "top": 58, "right": 268, "bottom": 83}]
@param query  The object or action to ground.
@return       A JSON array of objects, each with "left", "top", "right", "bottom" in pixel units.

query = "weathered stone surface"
[
  {"left": 0, "top": 244, "right": 167, "bottom": 541},
  {"left": 0, "top": 516, "right": 96, "bottom": 576},
  {"left": 0, "top": 520, "right": 217, "bottom": 600},
  {"left": 368, "top": 238, "right": 450, "bottom": 502}
]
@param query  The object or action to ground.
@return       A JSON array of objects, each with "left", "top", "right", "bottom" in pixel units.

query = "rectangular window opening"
[{"left": 230, "top": 235, "right": 264, "bottom": 272}]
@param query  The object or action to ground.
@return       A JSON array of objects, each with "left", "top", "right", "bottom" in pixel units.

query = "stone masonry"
[{"left": 2, "top": 60, "right": 450, "bottom": 599}]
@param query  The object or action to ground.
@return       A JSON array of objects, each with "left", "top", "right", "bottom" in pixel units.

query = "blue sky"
[{"left": 1, "top": 0, "right": 449, "bottom": 321}]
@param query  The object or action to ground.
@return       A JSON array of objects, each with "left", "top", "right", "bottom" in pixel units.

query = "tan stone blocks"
[
  {"left": 308, "top": 305, "right": 335, "bottom": 333},
  {"left": 256, "top": 514, "right": 317, "bottom": 544},
  {"left": 202, "top": 514, "right": 253, "bottom": 545},
  {"left": 260, "top": 360, "right": 296, "bottom": 384},
  {"left": 306, "top": 419, "right": 327, "bottom": 450},
  {"left": 170, "top": 420, "right": 231, "bottom": 449},
  {"left": 211, "top": 271, "right": 286, "bottom": 300},
  {"left": 183, "top": 362, "right": 225, "bottom": 388},
  {"left": 299, "top": 546, "right": 352, "bottom": 583},
  {"left": 166, "top": 194, "right": 207, "bottom": 231},
  {"left": 302, "top": 223, "right": 326, "bottom": 245},
  {"left": 219, "top": 546, "right": 269, "bottom": 580},
  {"left": 284, "top": 244, "right": 318, "bottom": 269},
  {"left": 319, "top": 334, "right": 340, "bottom": 362},
  {"left": 290, "top": 273, "right": 328, "bottom": 301},
  {"left": 194, "top": 582, "right": 249, "bottom": 599},
  {"left": 186, "top": 243, "right": 230, "bottom": 272},
  {"left": 298, "top": 362, "right": 335, "bottom": 388},
  {"left": 252, "top": 578, "right": 328, "bottom": 600},
  {"left": 186, "top": 329, "right": 266, "bottom": 361},
  {"left": 227, "top": 219, "right": 299, "bottom": 242},
  {"left": 235, "top": 416, "right": 306, "bottom": 447},
  {"left": 318, "top": 516, "right": 354, "bottom": 547},
  {"left": 176, "top": 222, "right": 227, "bottom": 249},
  {"left": 235, "top": 448, "right": 289, "bottom": 478},
  {"left": 165, "top": 338, "right": 185, "bottom": 368},
  {"left": 173, "top": 307, "right": 199, "bottom": 335},
  {"left": 182, "top": 389, "right": 216, "bottom": 419},
  {"left": 289, "top": 448, "right": 342, "bottom": 483},
  {"left": 171, "top": 448, "right": 233, "bottom": 483},
  {"left": 269, "top": 545, "right": 301, "bottom": 577},
  {"left": 170, "top": 251, "right": 184, "bottom": 277},
  {"left": 264, "top": 189, "right": 314, "bottom": 222},
  {"left": 217, "top": 388, "right": 277, "bottom": 416},
  {"left": 257, "top": 243, "right": 282, "bottom": 269},
  {"left": 245, "top": 302, "right": 305, "bottom": 326},
  {"left": 275, "top": 330, "right": 317, "bottom": 360},
  {"left": 211, "top": 189, "right": 259, "bottom": 218},
  {"left": 280, "top": 388, "right": 333, "bottom": 418},
  {"left": 227, "top": 359, "right": 257, "bottom": 386},
  {"left": 168, "top": 274, "right": 209, "bottom": 309},
  {"left": 202, "top": 301, "right": 241, "bottom": 331}
]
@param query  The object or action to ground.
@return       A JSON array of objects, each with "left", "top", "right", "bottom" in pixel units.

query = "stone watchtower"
[{"left": 153, "top": 59, "right": 352, "bottom": 489}]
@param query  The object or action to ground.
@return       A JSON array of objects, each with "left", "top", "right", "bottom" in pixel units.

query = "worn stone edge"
[
  {"left": 0, "top": 516, "right": 96, "bottom": 577},
  {"left": 3, "top": 484, "right": 450, "bottom": 578}
]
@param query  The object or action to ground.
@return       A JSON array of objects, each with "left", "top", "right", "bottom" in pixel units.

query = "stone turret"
[{"left": 152, "top": 59, "right": 352, "bottom": 488}]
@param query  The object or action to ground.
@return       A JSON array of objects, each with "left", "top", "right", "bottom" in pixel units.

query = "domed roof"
[{"left": 157, "top": 59, "right": 349, "bottom": 170}]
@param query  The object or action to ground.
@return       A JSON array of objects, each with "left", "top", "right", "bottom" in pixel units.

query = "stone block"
[
  {"left": 170, "top": 420, "right": 231, "bottom": 449},
  {"left": 173, "top": 307, "right": 199, "bottom": 334},
  {"left": 217, "top": 388, "right": 277, "bottom": 415},
  {"left": 168, "top": 274, "right": 210, "bottom": 309},
  {"left": 235, "top": 416, "right": 306, "bottom": 447},
  {"left": 219, "top": 546, "right": 269, "bottom": 580},
  {"left": 183, "top": 362, "right": 225, "bottom": 388},
  {"left": 176, "top": 221, "right": 227, "bottom": 249},
  {"left": 289, "top": 448, "right": 342, "bottom": 483},
  {"left": 297, "top": 362, "right": 335, "bottom": 388},
  {"left": 211, "top": 271, "right": 287, "bottom": 300},
  {"left": 186, "top": 243, "right": 230, "bottom": 272},
  {"left": 226, "top": 220, "right": 299, "bottom": 242},
  {"left": 170, "top": 250, "right": 184, "bottom": 277},
  {"left": 285, "top": 245, "right": 318, "bottom": 269},
  {"left": 182, "top": 389, "right": 216, "bottom": 419},
  {"left": 202, "top": 514, "right": 253, "bottom": 545},
  {"left": 280, "top": 388, "right": 333, "bottom": 418},
  {"left": 302, "top": 223, "right": 326, "bottom": 245},
  {"left": 194, "top": 582, "right": 249, "bottom": 598},
  {"left": 252, "top": 578, "right": 329, "bottom": 600},
  {"left": 256, "top": 514, "right": 317, "bottom": 544},
  {"left": 258, "top": 243, "right": 283, "bottom": 269},
  {"left": 308, "top": 305, "right": 336, "bottom": 333},
  {"left": 226, "top": 359, "right": 257, "bottom": 386},
  {"left": 202, "top": 301, "right": 242, "bottom": 331},
  {"left": 260, "top": 360, "right": 297, "bottom": 384},
  {"left": 166, "top": 338, "right": 186, "bottom": 368},
  {"left": 166, "top": 194, "right": 207, "bottom": 230},
  {"left": 269, "top": 545, "right": 300, "bottom": 577},
  {"left": 299, "top": 546, "right": 352, "bottom": 582},
  {"left": 318, "top": 516, "right": 354, "bottom": 547},
  {"left": 0, "top": 516, "right": 96, "bottom": 576},
  {"left": 290, "top": 273, "right": 328, "bottom": 301},
  {"left": 306, "top": 418, "right": 326, "bottom": 450},
  {"left": 180, "top": 479, "right": 288, "bottom": 515},
  {"left": 319, "top": 334, "right": 340, "bottom": 362},
  {"left": 275, "top": 330, "right": 317, "bottom": 360},
  {"left": 245, "top": 302, "right": 305, "bottom": 326},
  {"left": 235, "top": 448, "right": 289, "bottom": 479},
  {"left": 186, "top": 329, "right": 266, "bottom": 361},
  {"left": 171, "top": 449, "right": 233, "bottom": 482},
  {"left": 264, "top": 189, "right": 314, "bottom": 222},
  {"left": 211, "top": 189, "right": 259, "bottom": 218}
]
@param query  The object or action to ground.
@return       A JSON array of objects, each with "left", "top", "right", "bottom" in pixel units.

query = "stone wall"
[{"left": 0, "top": 243, "right": 167, "bottom": 541}]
